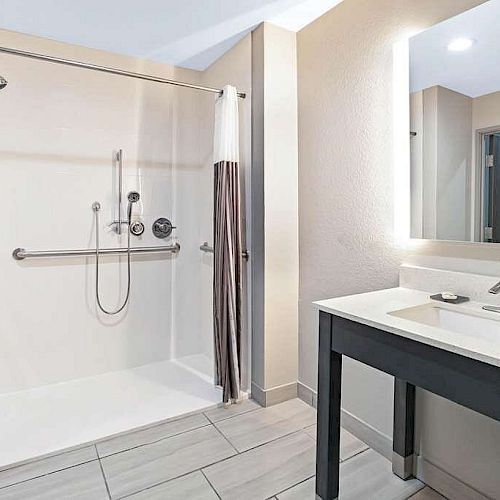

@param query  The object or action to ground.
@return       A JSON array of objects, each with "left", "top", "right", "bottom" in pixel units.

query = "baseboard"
[
  {"left": 297, "top": 381, "right": 315, "bottom": 407},
  {"left": 415, "top": 455, "right": 490, "bottom": 500},
  {"left": 297, "top": 381, "right": 392, "bottom": 459},
  {"left": 340, "top": 408, "right": 393, "bottom": 460},
  {"left": 251, "top": 381, "right": 298, "bottom": 407}
]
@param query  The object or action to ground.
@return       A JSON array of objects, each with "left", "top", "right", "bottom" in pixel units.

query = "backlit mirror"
[{"left": 409, "top": 0, "right": 500, "bottom": 242}]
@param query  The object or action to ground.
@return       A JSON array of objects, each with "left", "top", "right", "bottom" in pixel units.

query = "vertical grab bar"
[{"left": 116, "top": 149, "right": 123, "bottom": 234}]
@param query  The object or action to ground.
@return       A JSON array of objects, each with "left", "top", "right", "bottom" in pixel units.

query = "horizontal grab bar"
[
  {"left": 199, "top": 242, "right": 215, "bottom": 253},
  {"left": 200, "top": 242, "right": 249, "bottom": 260},
  {"left": 12, "top": 243, "right": 181, "bottom": 261}
]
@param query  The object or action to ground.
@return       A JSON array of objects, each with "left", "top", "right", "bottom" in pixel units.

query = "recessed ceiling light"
[{"left": 447, "top": 38, "right": 474, "bottom": 52}]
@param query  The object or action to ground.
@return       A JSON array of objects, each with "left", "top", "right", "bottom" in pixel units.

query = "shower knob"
[
  {"left": 130, "top": 221, "right": 145, "bottom": 236},
  {"left": 153, "top": 218, "right": 175, "bottom": 239}
]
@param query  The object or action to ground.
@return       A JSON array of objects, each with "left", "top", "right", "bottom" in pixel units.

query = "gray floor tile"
[
  {"left": 0, "top": 461, "right": 108, "bottom": 500},
  {"left": 276, "top": 477, "right": 315, "bottom": 500},
  {"left": 302, "top": 424, "right": 317, "bottom": 440},
  {"left": 0, "top": 446, "right": 97, "bottom": 489},
  {"left": 303, "top": 425, "right": 368, "bottom": 462},
  {"left": 96, "top": 413, "right": 210, "bottom": 457},
  {"left": 214, "top": 398, "right": 316, "bottom": 452},
  {"left": 277, "top": 449, "right": 424, "bottom": 500},
  {"left": 409, "top": 487, "right": 447, "bottom": 500},
  {"left": 101, "top": 425, "right": 236, "bottom": 498},
  {"left": 126, "top": 471, "right": 218, "bottom": 499},
  {"left": 204, "top": 399, "right": 261, "bottom": 423},
  {"left": 337, "top": 450, "right": 424, "bottom": 499},
  {"left": 203, "top": 431, "right": 315, "bottom": 500}
]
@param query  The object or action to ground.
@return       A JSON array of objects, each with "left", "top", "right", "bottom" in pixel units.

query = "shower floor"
[{"left": 0, "top": 355, "right": 222, "bottom": 470}]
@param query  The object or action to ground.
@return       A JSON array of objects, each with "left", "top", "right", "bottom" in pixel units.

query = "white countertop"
[{"left": 315, "top": 287, "right": 500, "bottom": 368}]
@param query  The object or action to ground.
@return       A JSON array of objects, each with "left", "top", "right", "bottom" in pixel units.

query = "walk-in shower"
[{"left": 0, "top": 35, "right": 250, "bottom": 470}]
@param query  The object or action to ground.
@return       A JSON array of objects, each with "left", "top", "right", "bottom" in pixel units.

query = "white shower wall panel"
[
  {"left": 0, "top": 30, "right": 201, "bottom": 393},
  {"left": 171, "top": 87, "right": 215, "bottom": 362}
]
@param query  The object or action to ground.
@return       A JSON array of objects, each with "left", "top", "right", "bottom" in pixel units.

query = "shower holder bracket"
[{"left": 130, "top": 221, "right": 145, "bottom": 236}]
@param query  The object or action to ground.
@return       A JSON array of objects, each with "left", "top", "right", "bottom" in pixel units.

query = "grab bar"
[
  {"left": 200, "top": 242, "right": 214, "bottom": 254},
  {"left": 12, "top": 243, "right": 180, "bottom": 261},
  {"left": 200, "top": 242, "right": 249, "bottom": 260}
]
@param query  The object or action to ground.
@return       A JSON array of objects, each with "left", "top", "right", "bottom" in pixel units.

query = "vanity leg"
[
  {"left": 316, "top": 311, "right": 342, "bottom": 500},
  {"left": 392, "top": 378, "right": 415, "bottom": 479}
]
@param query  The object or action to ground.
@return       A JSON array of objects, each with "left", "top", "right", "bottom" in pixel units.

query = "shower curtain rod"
[{"left": 0, "top": 46, "right": 246, "bottom": 98}]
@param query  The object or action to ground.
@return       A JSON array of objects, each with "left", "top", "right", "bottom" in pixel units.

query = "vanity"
[{"left": 314, "top": 286, "right": 500, "bottom": 500}]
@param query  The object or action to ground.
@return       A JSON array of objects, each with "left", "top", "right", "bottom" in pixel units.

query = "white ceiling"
[
  {"left": 0, "top": 0, "right": 343, "bottom": 70},
  {"left": 410, "top": 0, "right": 500, "bottom": 98}
]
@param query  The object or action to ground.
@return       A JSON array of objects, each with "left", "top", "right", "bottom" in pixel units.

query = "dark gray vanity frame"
[{"left": 316, "top": 311, "right": 500, "bottom": 500}]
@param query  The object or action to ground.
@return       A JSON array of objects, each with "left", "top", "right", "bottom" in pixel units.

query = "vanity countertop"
[{"left": 315, "top": 287, "right": 500, "bottom": 368}]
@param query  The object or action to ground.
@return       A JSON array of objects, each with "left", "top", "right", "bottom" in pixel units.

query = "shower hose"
[{"left": 92, "top": 202, "right": 132, "bottom": 315}]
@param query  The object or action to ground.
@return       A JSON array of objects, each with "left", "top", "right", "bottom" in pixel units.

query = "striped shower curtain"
[{"left": 213, "top": 85, "right": 242, "bottom": 403}]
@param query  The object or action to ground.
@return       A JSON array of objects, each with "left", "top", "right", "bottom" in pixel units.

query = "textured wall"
[{"left": 296, "top": 0, "right": 500, "bottom": 496}]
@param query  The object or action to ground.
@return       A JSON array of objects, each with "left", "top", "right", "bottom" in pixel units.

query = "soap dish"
[{"left": 430, "top": 293, "right": 469, "bottom": 304}]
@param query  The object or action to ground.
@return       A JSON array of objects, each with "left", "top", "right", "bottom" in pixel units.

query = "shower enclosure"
[{"left": 0, "top": 31, "right": 251, "bottom": 469}]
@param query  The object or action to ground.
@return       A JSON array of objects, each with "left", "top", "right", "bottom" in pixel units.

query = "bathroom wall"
[
  {"left": 473, "top": 90, "right": 500, "bottom": 130},
  {"left": 297, "top": 0, "right": 500, "bottom": 497},
  {"left": 434, "top": 87, "right": 472, "bottom": 241},
  {"left": 251, "top": 23, "right": 299, "bottom": 405},
  {"left": 410, "top": 86, "right": 472, "bottom": 241},
  {"left": 0, "top": 28, "right": 205, "bottom": 393},
  {"left": 410, "top": 87, "right": 500, "bottom": 244},
  {"left": 472, "top": 91, "right": 500, "bottom": 237}
]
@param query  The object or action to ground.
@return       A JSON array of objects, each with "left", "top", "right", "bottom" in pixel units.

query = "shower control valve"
[{"left": 153, "top": 218, "right": 175, "bottom": 239}]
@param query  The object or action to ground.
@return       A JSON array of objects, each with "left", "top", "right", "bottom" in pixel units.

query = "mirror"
[{"left": 409, "top": 0, "right": 500, "bottom": 242}]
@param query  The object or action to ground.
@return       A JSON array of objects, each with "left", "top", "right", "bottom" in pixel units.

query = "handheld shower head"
[
  {"left": 127, "top": 191, "right": 140, "bottom": 203},
  {"left": 0, "top": 76, "right": 7, "bottom": 90},
  {"left": 127, "top": 191, "right": 140, "bottom": 222}
]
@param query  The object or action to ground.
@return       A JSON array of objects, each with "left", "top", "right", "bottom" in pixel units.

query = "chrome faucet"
[{"left": 482, "top": 280, "right": 500, "bottom": 312}]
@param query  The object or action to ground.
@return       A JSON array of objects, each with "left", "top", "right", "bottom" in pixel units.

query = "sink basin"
[{"left": 388, "top": 303, "right": 500, "bottom": 342}]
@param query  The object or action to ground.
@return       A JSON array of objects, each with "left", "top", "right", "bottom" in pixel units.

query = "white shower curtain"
[{"left": 213, "top": 85, "right": 242, "bottom": 403}]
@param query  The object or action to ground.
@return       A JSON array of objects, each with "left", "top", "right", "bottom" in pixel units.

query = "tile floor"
[{"left": 0, "top": 398, "right": 446, "bottom": 500}]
